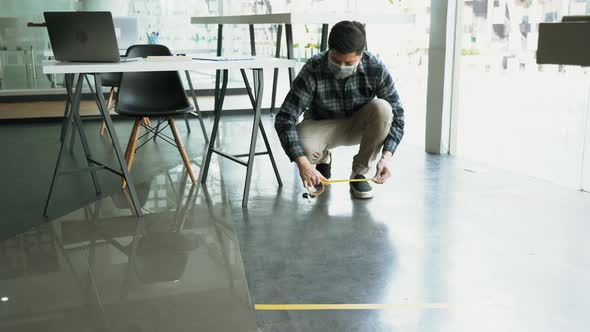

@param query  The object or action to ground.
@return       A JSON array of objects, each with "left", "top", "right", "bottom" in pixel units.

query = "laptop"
[
  {"left": 44, "top": 11, "right": 121, "bottom": 62},
  {"left": 113, "top": 16, "right": 139, "bottom": 49}
]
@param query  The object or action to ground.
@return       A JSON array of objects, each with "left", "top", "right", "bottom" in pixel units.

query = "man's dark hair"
[{"left": 328, "top": 21, "right": 366, "bottom": 55}]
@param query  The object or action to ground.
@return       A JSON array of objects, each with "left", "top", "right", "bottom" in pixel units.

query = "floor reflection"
[{"left": 0, "top": 165, "right": 257, "bottom": 332}]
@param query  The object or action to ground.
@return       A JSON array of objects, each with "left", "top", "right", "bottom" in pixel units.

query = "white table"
[
  {"left": 42, "top": 57, "right": 296, "bottom": 215},
  {"left": 190, "top": 12, "right": 415, "bottom": 25},
  {"left": 191, "top": 12, "right": 416, "bottom": 114},
  {"left": 43, "top": 48, "right": 216, "bottom": 58},
  {"left": 43, "top": 48, "right": 223, "bottom": 135}
]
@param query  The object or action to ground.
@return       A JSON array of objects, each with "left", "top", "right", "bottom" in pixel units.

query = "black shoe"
[
  {"left": 315, "top": 154, "right": 332, "bottom": 179},
  {"left": 350, "top": 174, "right": 373, "bottom": 199}
]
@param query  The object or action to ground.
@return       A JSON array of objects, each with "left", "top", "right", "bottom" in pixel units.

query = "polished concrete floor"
[{"left": 1, "top": 115, "right": 590, "bottom": 331}]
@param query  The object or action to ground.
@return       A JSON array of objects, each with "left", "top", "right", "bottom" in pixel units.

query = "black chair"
[{"left": 116, "top": 44, "right": 196, "bottom": 187}]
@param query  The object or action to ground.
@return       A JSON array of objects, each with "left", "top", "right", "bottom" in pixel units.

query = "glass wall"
[
  {"left": 0, "top": 0, "right": 430, "bottom": 147},
  {"left": 363, "top": 0, "right": 431, "bottom": 148},
  {"left": 0, "top": 1, "right": 77, "bottom": 90},
  {"left": 455, "top": 0, "right": 590, "bottom": 189}
]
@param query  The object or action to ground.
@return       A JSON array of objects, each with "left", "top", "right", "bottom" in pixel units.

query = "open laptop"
[
  {"left": 113, "top": 16, "right": 139, "bottom": 49},
  {"left": 44, "top": 11, "right": 121, "bottom": 62}
]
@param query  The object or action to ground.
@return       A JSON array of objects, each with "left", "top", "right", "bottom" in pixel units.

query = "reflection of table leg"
[
  {"left": 119, "top": 220, "right": 143, "bottom": 301},
  {"left": 270, "top": 25, "right": 283, "bottom": 115}
]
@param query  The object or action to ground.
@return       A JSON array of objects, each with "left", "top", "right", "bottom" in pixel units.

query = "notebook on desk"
[{"left": 145, "top": 56, "right": 192, "bottom": 62}]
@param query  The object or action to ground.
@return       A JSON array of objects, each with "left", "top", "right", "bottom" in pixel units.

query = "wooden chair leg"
[
  {"left": 122, "top": 118, "right": 142, "bottom": 189},
  {"left": 168, "top": 116, "right": 196, "bottom": 184},
  {"left": 100, "top": 87, "right": 115, "bottom": 136},
  {"left": 143, "top": 117, "right": 151, "bottom": 126}
]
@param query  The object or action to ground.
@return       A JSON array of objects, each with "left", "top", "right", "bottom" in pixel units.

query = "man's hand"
[
  {"left": 295, "top": 156, "right": 327, "bottom": 188},
  {"left": 373, "top": 151, "right": 393, "bottom": 184}
]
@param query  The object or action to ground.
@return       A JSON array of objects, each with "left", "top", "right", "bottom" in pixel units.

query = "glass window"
[
  {"left": 455, "top": 0, "right": 590, "bottom": 188},
  {"left": 1, "top": 0, "right": 431, "bottom": 150}
]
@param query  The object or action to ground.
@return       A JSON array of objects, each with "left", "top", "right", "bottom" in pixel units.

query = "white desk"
[
  {"left": 43, "top": 48, "right": 216, "bottom": 58},
  {"left": 191, "top": 12, "right": 416, "bottom": 113},
  {"left": 42, "top": 57, "right": 295, "bottom": 74},
  {"left": 190, "top": 12, "right": 415, "bottom": 25},
  {"left": 42, "top": 57, "right": 295, "bottom": 215}
]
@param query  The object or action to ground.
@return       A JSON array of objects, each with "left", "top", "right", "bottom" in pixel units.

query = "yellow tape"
[
  {"left": 254, "top": 303, "right": 449, "bottom": 311},
  {"left": 306, "top": 178, "right": 376, "bottom": 196}
]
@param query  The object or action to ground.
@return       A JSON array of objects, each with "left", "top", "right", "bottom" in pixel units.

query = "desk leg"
[
  {"left": 320, "top": 24, "right": 329, "bottom": 52},
  {"left": 72, "top": 76, "right": 102, "bottom": 195},
  {"left": 242, "top": 69, "right": 264, "bottom": 207},
  {"left": 44, "top": 73, "right": 83, "bottom": 217},
  {"left": 201, "top": 69, "right": 229, "bottom": 183},
  {"left": 93, "top": 74, "right": 143, "bottom": 217},
  {"left": 215, "top": 24, "right": 224, "bottom": 107},
  {"left": 69, "top": 73, "right": 105, "bottom": 152},
  {"left": 249, "top": 24, "right": 259, "bottom": 95},
  {"left": 249, "top": 24, "right": 257, "bottom": 56},
  {"left": 184, "top": 115, "right": 191, "bottom": 133},
  {"left": 240, "top": 69, "right": 282, "bottom": 187},
  {"left": 270, "top": 24, "right": 283, "bottom": 115},
  {"left": 285, "top": 24, "right": 295, "bottom": 85},
  {"left": 184, "top": 70, "right": 209, "bottom": 144},
  {"left": 258, "top": 119, "right": 283, "bottom": 186},
  {"left": 84, "top": 74, "right": 106, "bottom": 115},
  {"left": 69, "top": 75, "right": 79, "bottom": 152},
  {"left": 59, "top": 74, "right": 73, "bottom": 142}
]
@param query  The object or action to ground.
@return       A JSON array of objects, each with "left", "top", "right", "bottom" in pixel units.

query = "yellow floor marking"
[{"left": 254, "top": 303, "right": 449, "bottom": 311}]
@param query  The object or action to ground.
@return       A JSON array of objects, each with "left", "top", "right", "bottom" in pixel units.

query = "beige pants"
[{"left": 296, "top": 98, "right": 393, "bottom": 175}]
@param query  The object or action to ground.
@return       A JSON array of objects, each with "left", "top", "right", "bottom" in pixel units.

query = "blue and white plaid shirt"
[{"left": 274, "top": 50, "right": 405, "bottom": 161}]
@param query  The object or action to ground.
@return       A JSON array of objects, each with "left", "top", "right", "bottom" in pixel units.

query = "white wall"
[{"left": 583, "top": 110, "right": 590, "bottom": 191}]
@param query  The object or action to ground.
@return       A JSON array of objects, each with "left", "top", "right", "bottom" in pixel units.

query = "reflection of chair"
[
  {"left": 116, "top": 45, "right": 197, "bottom": 187},
  {"left": 90, "top": 181, "right": 200, "bottom": 292},
  {"left": 133, "top": 231, "right": 199, "bottom": 283}
]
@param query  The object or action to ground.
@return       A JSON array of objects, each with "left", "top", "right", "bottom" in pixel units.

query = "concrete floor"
[{"left": 1, "top": 115, "right": 590, "bottom": 331}]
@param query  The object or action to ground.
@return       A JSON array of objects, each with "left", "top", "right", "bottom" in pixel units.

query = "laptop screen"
[{"left": 44, "top": 11, "right": 121, "bottom": 63}]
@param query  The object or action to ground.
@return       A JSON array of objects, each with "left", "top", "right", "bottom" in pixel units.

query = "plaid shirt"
[{"left": 274, "top": 50, "right": 405, "bottom": 162}]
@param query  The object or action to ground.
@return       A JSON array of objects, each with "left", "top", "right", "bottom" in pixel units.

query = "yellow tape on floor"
[{"left": 254, "top": 303, "right": 449, "bottom": 311}]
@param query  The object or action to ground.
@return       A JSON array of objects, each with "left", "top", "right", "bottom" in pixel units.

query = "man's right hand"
[{"left": 295, "top": 156, "right": 327, "bottom": 188}]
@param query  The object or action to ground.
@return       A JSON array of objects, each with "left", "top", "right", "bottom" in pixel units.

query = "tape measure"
[{"left": 303, "top": 177, "right": 376, "bottom": 199}]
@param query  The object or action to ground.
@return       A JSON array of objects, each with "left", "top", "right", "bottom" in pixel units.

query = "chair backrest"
[
  {"left": 100, "top": 72, "right": 121, "bottom": 87},
  {"left": 116, "top": 44, "right": 191, "bottom": 114}
]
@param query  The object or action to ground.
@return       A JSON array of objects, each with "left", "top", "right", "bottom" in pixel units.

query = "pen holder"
[{"left": 147, "top": 33, "right": 160, "bottom": 45}]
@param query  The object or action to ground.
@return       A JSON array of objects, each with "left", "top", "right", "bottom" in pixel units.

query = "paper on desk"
[
  {"left": 145, "top": 56, "right": 192, "bottom": 62},
  {"left": 192, "top": 56, "right": 255, "bottom": 61}
]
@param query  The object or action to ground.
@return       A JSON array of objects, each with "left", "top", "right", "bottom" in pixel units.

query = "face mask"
[{"left": 328, "top": 57, "right": 359, "bottom": 79}]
